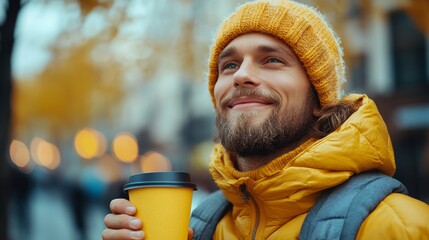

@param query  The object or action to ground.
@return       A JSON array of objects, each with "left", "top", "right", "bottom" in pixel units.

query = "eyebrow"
[
  {"left": 255, "top": 45, "right": 296, "bottom": 60},
  {"left": 217, "top": 44, "right": 297, "bottom": 64},
  {"left": 218, "top": 47, "right": 237, "bottom": 63}
]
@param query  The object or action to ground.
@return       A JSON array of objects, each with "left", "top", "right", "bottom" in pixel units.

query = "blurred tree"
[
  {"left": 12, "top": 0, "right": 126, "bottom": 139},
  {"left": 76, "top": 0, "right": 112, "bottom": 16},
  {"left": 0, "top": 0, "right": 22, "bottom": 238}
]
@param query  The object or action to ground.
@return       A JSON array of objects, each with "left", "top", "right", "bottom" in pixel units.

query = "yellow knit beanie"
[{"left": 208, "top": 0, "right": 345, "bottom": 107}]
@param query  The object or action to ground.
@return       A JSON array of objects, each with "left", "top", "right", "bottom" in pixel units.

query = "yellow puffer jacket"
[{"left": 209, "top": 94, "right": 429, "bottom": 240}]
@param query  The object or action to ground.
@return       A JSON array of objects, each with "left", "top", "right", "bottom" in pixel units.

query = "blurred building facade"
[{"left": 329, "top": 0, "right": 429, "bottom": 202}]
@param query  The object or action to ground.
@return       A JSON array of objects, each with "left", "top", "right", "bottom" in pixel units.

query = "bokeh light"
[
  {"left": 30, "top": 137, "right": 61, "bottom": 170},
  {"left": 9, "top": 139, "right": 30, "bottom": 168},
  {"left": 112, "top": 132, "right": 138, "bottom": 163},
  {"left": 74, "top": 128, "right": 107, "bottom": 159},
  {"left": 30, "top": 137, "right": 43, "bottom": 165},
  {"left": 140, "top": 151, "right": 172, "bottom": 172}
]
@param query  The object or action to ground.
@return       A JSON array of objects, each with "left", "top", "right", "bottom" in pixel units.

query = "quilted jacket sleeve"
[{"left": 357, "top": 193, "right": 429, "bottom": 239}]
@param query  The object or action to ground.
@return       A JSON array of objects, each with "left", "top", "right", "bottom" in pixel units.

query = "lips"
[{"left": 228, "top": 96, "right": 273, "bottom": 109}]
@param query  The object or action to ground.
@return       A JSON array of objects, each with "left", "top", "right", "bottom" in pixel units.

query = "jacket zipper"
[{"left": 239, "top": 184, "right": 260, "bottom": 240}]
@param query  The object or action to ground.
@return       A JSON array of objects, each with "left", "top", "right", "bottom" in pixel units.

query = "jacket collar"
[{"left": 209, "top": 94, "right": 396, "bottom": 223}]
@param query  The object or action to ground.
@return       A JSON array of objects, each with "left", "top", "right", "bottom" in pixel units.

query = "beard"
[{"left": 214, "top": 88, "right": 316, "bottom": 157}]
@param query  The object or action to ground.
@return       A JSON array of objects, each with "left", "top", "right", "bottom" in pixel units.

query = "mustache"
[{"left": 220, "top": 88, "right": 281, "bottom": 108}]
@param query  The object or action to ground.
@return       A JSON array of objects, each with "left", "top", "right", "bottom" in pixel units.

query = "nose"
[{"left": 233, "top": 60, "right": 261, "bottom": 88}]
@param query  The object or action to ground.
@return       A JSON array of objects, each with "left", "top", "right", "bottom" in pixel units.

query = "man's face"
[{"left": 213, "top": 33, "right": 318, "bottom": 157}]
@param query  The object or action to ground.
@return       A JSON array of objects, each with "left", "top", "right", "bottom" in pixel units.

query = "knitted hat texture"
[{"left": 208, "top": 0, "right": 345, "bottom": 107}]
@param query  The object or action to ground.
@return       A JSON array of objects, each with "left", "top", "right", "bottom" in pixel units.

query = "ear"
[{"left": 313, "top": 105, "right": 321, "bottom": 116}]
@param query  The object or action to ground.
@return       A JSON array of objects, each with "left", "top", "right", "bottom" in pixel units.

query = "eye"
[
  {"left": 219, "top": 62, "right": 239, "bottom": 73},
  {"left": 224, "top": 63, "right": 239, "bottom": 69},
  {"left": 266, "top": 57, "right": 283, "bottom": 64}
]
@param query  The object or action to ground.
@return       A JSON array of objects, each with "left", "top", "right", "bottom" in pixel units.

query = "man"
[{"left": 102, "top": 0, "right": 429, "bottom": 239}]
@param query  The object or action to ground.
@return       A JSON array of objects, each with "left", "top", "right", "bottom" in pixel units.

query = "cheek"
[
  {"left": 275, "top": 71, "right": 311, "bottom": 97},
  {"left": 213, "top": 78, "right": 231, "bottom": 107}
]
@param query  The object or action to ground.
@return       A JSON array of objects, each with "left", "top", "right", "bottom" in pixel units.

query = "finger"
[
  {"left": 188, "top": 228, "right": 194, "bottom": 240},
  {"left": 104, "top": 214, "right": 142, "bottom": 230},
  {"left": 110, "top": 198, "right": 136, "bottom": 215},
  {"left": 102, "top": 228, "right": 145, "bottom": 240}
]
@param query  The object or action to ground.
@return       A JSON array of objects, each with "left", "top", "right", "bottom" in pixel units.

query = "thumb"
[{"left": 188, "top": 228, "right": 194, "bottom": 240}]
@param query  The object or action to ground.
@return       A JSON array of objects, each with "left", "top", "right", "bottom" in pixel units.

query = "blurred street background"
[{"left": 0, "top": 0, "right": 428, "bottom": 239}]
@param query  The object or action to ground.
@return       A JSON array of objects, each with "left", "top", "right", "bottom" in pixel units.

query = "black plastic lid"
[{"left": 123, "top": 171, "right": 197, "bottom": 192}]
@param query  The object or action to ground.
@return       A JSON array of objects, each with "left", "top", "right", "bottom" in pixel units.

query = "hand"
[
  {"left": 102, "top": 198, "right": 144, "bottom": 240},
  {"left": 102, "top": 198, "right": 194, "bottom": 240}
]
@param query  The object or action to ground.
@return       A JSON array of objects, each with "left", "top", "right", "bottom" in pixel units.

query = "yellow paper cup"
[{"left": 124, "top": 172, "right": 197, "bottom": 240}]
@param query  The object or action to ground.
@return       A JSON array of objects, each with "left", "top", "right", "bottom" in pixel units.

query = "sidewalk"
[{"left": 9, "top": 186, "right": 105, "bottom": 240}]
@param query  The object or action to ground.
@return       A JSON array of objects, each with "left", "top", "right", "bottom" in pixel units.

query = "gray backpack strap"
[
  {"left": 299, "top": 171, "right": 408, "bottom": 240},
  {"left": 190, "top": 189, "right": 231, "bottom": 240}
]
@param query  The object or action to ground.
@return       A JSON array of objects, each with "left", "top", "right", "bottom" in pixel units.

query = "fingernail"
[
  {"left": 130, "top": 219, "right": 141, "bottom": 228},
  {"left": 126, "top": 206, "right": 136, "bottom": 214},
  {"left": 129, "top": 231, "right": 144, "bottom": 239}
]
